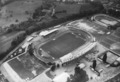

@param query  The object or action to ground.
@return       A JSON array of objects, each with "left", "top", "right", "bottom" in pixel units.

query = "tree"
[
  {"left": 92, "top": 60, "right": 97, "bottom": 70},
  {"left": 56, "top": 64, "right": 60, "bottom": 68},
  {"left": 103, "top": 52, "right": 107, "bottom": 63},
  {"left": 47, "top": 62, "right": 53, "bottom": 66},
  {"left": 28, "top": 44, "right": 34, "bottom": 56},
  {"left": 6, "top": 28, "right": 12, "bottom": 33},
  {"left": 50, "top": 65, "right": 56, "bottom": 72},
  {"left": 15, "top": 19, "right": 19, "bottom": 22},
  {"left": 25, "top": 11, "right": 29, "bottom": 15},
  {"left": 67, "top": 67, "right": 89, "bottom": 82},
  {"left": 75, "top": 66, "right": 81, "bottom": 75}
]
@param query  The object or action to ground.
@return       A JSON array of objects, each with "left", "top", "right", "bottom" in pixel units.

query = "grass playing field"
[
  {"left": 41, "top": 32, "right": 86, "bottom": 59},
  {"left": 95, "top": 15, "right": 118, "bottom": 22}
]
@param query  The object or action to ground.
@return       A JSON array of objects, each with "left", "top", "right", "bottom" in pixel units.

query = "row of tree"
[
  {"left": 5, "top": 18, "right": 35, "bottom": 33},
  {"left": 0, "top": 32, "right": 26, "bottom": 61},
  {"left": 4, "top": 0, "right": 105, "bottom": 34},
  {"left": 67, "top": 66, "right": 89, "bottom": 82}
]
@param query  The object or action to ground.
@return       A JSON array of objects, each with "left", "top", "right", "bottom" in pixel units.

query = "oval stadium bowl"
[{"left": 35, "top": 25, "right": 96, "bottom": 64}]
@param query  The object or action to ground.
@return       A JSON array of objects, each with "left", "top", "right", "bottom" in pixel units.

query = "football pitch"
[
  {"left": 41, "top": 32, "right": 86, "bottom": 59},
  {"left": 95, "top": 15, "right": 118, "bottom": 21}
]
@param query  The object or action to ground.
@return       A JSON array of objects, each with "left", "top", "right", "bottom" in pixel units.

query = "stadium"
[
  {"left": 92, "top": 14, "right": 120, "bottom": 27},
  {"left": 35, "top": 26, "right": 96, "bottom": 64},
  {"left": 0, "top": 21, "right": 96, "bottom": 82}
]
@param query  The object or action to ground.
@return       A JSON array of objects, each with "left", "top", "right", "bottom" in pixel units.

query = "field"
[
  {"left": 95, "top": 15, "right": 117, "bottom": 21},
  {"left": 8, "top": 52, "right": 47, "bottom": 80},
  {"left": 55, "top": 3, "right": 81, "bottom": 18},
  {"left": 0, "top": 0, "right": 43, "bottom": 54},
  {"left": 94, "top": 14, "right": 119, "bottom": 26},
  {"left": 0, "top": 31, "right": 25, "bottom": 54},
  {"left": 41, "top": 32, "right": 86, "bottom": 59},
  {"left": 0, "top": 0, "right": 43, "bottom": 28}
]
